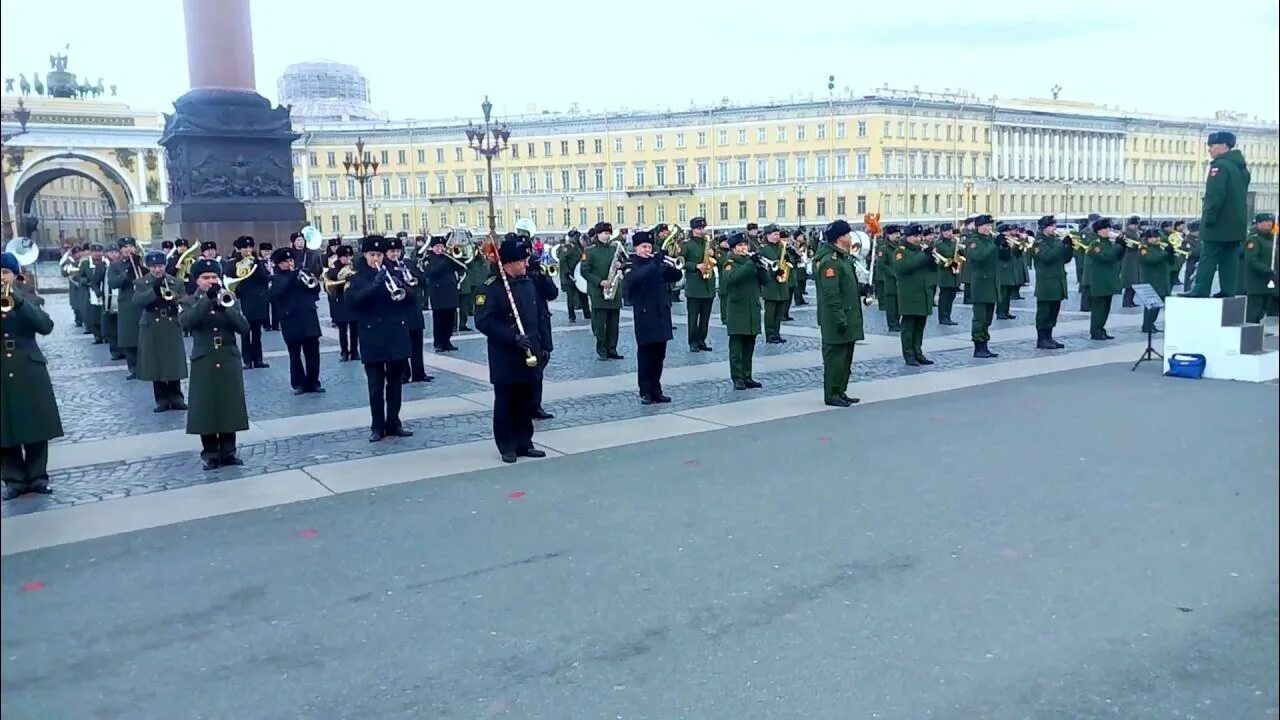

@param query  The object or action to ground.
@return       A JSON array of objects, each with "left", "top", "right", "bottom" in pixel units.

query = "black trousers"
[
  {"left": 121, "top": 346, "right": 138, "bottom": 375},
  {"left": 408, "top": 328, "right": 427, "bottom": 380},
  {"left": 532, "top": 352, "right": 549, "bottom": 410},
  {"left": 432, "top": 309, "right": 455, "bottom": 350},
  {"left": 0, "top": 441, "right": 50, "bottom": 486},
  {"left": 268, "top": 300, "right": 280, "bottom": 330},
  {"left": 337, "top": 322, "right": 359, "bottom": 357},
  {"left": 686, "top": 297, "right": 713, "bottom": 346},
  {"left": 241, "top": 320, "right": 264, "bottom": 365},
  {"left": 287, "top": 337, "right": 321, "bottom": 390},
  {"left": 152, "top": 380, "right": 184, "bottom": 407},
  {"left": 492, "top": 382, "right": 537, "bottom": 455},
  {"left": 198, "top": 433, "right": 237, "bottom": 462},
  {"left": 365, "top": 360, "right": 406, "bottom": 433},
  {"left": 637, "top": 341, "right": 668, "bottom": 398}
]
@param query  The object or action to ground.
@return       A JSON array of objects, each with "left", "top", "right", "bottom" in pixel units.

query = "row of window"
[{"left": 36, "top": 198, "right": 103, "bottom": 217}]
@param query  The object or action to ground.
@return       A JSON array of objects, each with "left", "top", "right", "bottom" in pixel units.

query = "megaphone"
[
  {"left": 4, "top": 237, "right": 40, "bottom": 267},
  {"left": 301, "top": 225, "right": 324, "bottom": 251}
]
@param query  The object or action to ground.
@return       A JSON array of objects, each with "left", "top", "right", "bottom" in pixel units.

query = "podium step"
[{"left": 1164, "top": 296, "right": 1277, "bottom": 383}]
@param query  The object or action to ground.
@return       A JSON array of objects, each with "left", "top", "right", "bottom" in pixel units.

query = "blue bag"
[{"left": 1164, "top": 353, "right": 1206, "bottom": 379}]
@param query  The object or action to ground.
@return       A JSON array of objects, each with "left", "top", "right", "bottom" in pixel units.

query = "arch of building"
[{"left": 9, "top": 150, "right": 146, "bottom": 241}]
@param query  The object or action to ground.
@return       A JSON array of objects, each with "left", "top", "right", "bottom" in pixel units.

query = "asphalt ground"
[{"left": 1, "top": 363, "right": 1277, "bottom": 719}]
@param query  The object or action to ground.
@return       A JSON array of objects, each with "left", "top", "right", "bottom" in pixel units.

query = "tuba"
[{"left": 302, "top": 225, "right": 325, "bottom": 251}]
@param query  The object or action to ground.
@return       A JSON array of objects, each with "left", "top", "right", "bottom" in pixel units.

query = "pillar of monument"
[
  {"left": 161, "top": 0, "right": 304, "bottom": 250},
  {"left": 183, "top": 0, "right": 256, "bottom": 92}
]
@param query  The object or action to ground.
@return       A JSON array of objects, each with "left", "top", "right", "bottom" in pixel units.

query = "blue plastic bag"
[{"left": 1164, "top": 353, "right": 1206, "bottom": 379}]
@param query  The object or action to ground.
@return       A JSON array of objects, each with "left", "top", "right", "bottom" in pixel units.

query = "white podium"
[{"left": 1164, "top": 296, "right": 1278, "bottom": 382}]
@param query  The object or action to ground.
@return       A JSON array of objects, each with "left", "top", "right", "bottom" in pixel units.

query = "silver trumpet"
[
  {"left": 751, "top": 253, "right": 780, "bottom": 273},
  {"left": 216, "top": 286, "right": 236, "bottom": 308},
  {"left": 661, "top": 254, "right": 685, "bottom": 271},
  {"left": 298, "top": 270, "right": 319, "bottom": 290},
  {"left": 382, "top": 267, "right": 407, "bottom": 302}
]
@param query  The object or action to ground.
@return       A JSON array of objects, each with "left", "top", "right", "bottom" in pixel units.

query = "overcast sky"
[{"left": 2, "top": 0, "right": 1278, "bottom": 123}]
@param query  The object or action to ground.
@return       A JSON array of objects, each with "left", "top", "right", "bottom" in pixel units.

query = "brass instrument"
[
  {"left": 382, "top": 265, "right": 407, "bottom": 302},
  {"left": 174, "top": 243, "right": 201, "bottom": 283},
  {"left": 158, "top": 278, "right": 177, "bottom": 302},
  {"left": 699, "top": 231, "right": 715, "bottom": 280},
  {"left": 546, "top": 262, "right": 560, "bottom": 276},
  {"left": 601, "top": 241, "right": 628, "bottom": 300},
  {"left": 1067, "top": 232, "right": 1090, "bottom": 253},
  {"left": 661, "top": 254, "right": 684, "bottom": 271},
  {"left": 0, "top": 282, "right": 14, "bottom": 314},
  {"left": 1164, "top": 231, "right": 1190, "bottom": 259},
  {"left": 1123, "top": 238, "right": 1143, "bottom": 249},
  {"left": 775, "top": 241, "right": 792, "bottom": 284},
  {"left": 223, "top": 256, "right": 256, "bottom": 292},
  {"left": 662, "top": 224, "right": 686, "bottom": 257},
  {"left": 323, "top": 264, "right": 357, "bottom": 292},
  {"left": 445, "top": 227, "right": 477, "bottom": 264},
  {"left": 215, "top": 285, "right": 236, "bottom": 308},
  {"left": 298, "top": 270, "right": 319, "bottom": 289},
  {"left": 59, "top": 249, "right": 80, "bottom": 276}
]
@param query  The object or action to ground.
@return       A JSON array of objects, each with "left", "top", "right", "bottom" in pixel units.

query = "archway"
[
  {"left": 21, "top": 171, "right": 121, "bottom": 249},
  {"left": 9, "top": 152, "right": 137, "bottom": 251}
]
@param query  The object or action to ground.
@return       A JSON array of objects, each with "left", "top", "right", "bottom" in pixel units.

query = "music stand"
[{"left": 1131, "top": 283, "right": 1164, "bottom": 371}]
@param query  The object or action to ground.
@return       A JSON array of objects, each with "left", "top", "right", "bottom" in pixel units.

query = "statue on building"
[
  {"left": 45, "top": 44, "right": 80, "bottom": 99},
  {"left": 50, "top": 46, "right": 69, "bottom": 73},
  {"left": 3, "top": 79, "right": 12, "bottom": 93},
  {"left": 109, "top": 84, "right": 117, "bottom": 97},
  {"left": 32, "top": 72, "right": 44, "bottom": 96},
  {"left": 18, "top": 74, "right": 29, "bottom": 96}
]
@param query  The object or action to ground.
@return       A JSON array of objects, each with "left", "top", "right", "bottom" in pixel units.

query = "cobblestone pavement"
[{"left": 2, "top": 325, "right": 1146, "bottom": 518}]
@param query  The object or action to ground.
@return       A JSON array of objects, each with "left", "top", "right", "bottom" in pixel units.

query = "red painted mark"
[
  {"left": 296, "top": 529, "right": 318, "bottom": 538},
  {"left": 508, "top": 491, "right": 526, "bottom": 500},
  {"left": 817, "top": 436, "right": 832, "bottom": 442},
  {"left": 20, "top": 581, "right": 45, "bottom": 592},
  {"left": 684, "top": 459, "right": 700, "bottom": 467}
]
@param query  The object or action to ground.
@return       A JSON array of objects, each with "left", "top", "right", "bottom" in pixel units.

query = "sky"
[{"left": 1, "top": 0, "right": 1278, "bottom": 124}]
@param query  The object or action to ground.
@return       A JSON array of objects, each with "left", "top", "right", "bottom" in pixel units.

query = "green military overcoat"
[
  {"left": 1242, "top": 230, "right": 1277, "bottom": 295},
  {"left": 1120, "top": 230, "right": 1141, "bottom": 288},
  {"left": 816, "top": 247, "right": 865, "bottom": 344},
  {"left": 109, "top": 259, "right": 142, "bottom": 349},
  {"left": 963, "top": 233, "right": 1001, "bottom": 304},
  {"left": 756, "top": 241, "right": 793, "bottom": 302},
  {"left": 581, "top": 242, "right": 623, "bottom": 310},
  {"left": 722, "top": 255, "right": 765, "bottom": 336},
  {"left": 1086, "top": 238, "right": 1125, "bottom": 297},
  {"left": 934, "top": 237, "right": 961, "bottom": 289},
  {"left": 893, "top": 243, "right": 935, "bottom": 317},
  {"left": 680, "top": 235, "right": 718, "bottom": 299},
  {"left": 1201, "top": 149, "right": 1251, "bottom": 245},
  {"left": 1032, "top": 234, "right": 1071, "bottom": 301},
  {"left": 179, "top": 295, "right": 250, "bottom": 435},
  {"left": 1137, "top": 243, "right": 1174, "bottom": 298},
  {"left": 133, "top": 277, "right": 189, "bottom": 382},
  {"left": 0, "top": 289, "right": 64, "bottom": 447}
]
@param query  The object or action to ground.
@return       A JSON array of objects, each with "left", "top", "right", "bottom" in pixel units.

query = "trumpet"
[
  {"left": 661, "top": 254, "right": 684, "bottom": 271},
  {"left": 215, "top": 285, "right": 236, "bottom": 308},
  {"left": 0, "top": 282, "right": 14, "bottom": 314},
  {"left": 381, "top": 267, "right": 407, "bottom": 302},
  {"left": 1067, "top": 233, "right": 1090, "bottom": 252},
  {"left": 298, "top": 270, "right": 319, "bottom": 289},
  {"left": 1123, "top": 238, "right": 1143, "bottom": 249},
  {"left": 158, "top": 278, "right": 177, "bottom": 302},
  {"left": 545, "top": 262, "right": 560, "bottom": 276}
]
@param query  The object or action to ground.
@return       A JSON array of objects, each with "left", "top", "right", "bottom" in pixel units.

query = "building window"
[
  {"left": 330, "top": 215, "right": 339, "bottom": 233},
  {"left": 656, "top": 203, "right": 666, "bottom": 222},
  {"left": 797, "top": 198, "right": 807, "bottom": 218},
  {"left": 654, "top": 134, "right": 664, "bottom": 150},
  {"left": 696, "top": 161, "right": 708, "bottom": 186},
  {"left": 816, "top": 197, "right": 827, "bottom": 217},
  {"left": 655, "top": 165, "right": 666, "bottom": 186},
  {"left": 560, "top": 170, "right": 571, "bottom": 191},
  {"left": 596, "top": 206, "right": 605, "bottom": 223},
  {"left": 398, "top": 177, "right": 408, "bottom": 196},
  {"left": 400, "top": 212, "right": 410, "bottom": 230},
  {"left": 676, "top": 163, "right": 687, "bottom": 185},
  {"left": 856, "top": 195, "right": 866, "bottom": 215},
  {"left": 777, "top": 157, "right": 788, "bottom": 182},
  {"left": 777, "top": 125, "right": 786, "bottom": 142},
  {"left": 697, "top": 131, "right": 707, "bottom": 147},
  {"left": 382, "top": 213, "right": 391, "bottom": 230},
  {"left": 348, "top": 214, "right": 357, "bottom": 232},
  {"left": 579, "top": 207, "right": 589, "bottom": 226},
  {"left": 816, "top": 123, "right": 826, "bottom": 140},
  {"left": 836, "top": 196, "right": 846, "bottom": 216},
  {"left": 455, "top": 147, "right": 464, "bottom": 162},
  {"left": 719, "top": 202, "right": 729, "bottom": 221},
  {"left": 678, "top": 203, "right": 687, "bottom": 222},
  {"left": 511, "top": 173, "right": 521, "bottom": 193},
  {"left": 757, "top": 199, "right": 767, "bottom": 218},
  {"left": 737, "top": 200, "right": 747, "bottom": 220},
  {"left": 634, "top": 165, "right": 646, "bottom": 187},
  {"left": 541, "top": 141, "right": 550, "bottom": 157},
  {"left": 797, "top": 125, "right": 807, "bottom": 141},
  {"left": 738, "top": 128, "right": 747, "bottom": 144},
  {"left": 614, "top": 166, "right": 625, "bottom": 189},
  {"left": 676, "top": 132, "right": 686, "bottom": 148},
  {"left": 816, "top": 155, "right": 828, "bottom": 180},
  {"left": 718, "top": 129, "right": 728, "bottom": 146},
  {"left": 757, "top": 127, "right": 767, "bottom": 143},
  {"left": 637, "top": 205, "right": 646, "bottom": 224},
  {"left": 577, "top": 139, "right": 585, "bottom": 154},
  {"left": 563, "top": 207, "right": 572, "bottom": 226},
  {"left": 836, "top": 155, "right": 847, "bottom": 178},
  {"left": 395, "top": 150, "right": 405, "bottom": 165},
  {"left": 717, "top": 160, "right": 728, "bottom": 185},
  {"left": 777, "top": 198, "right": 787, "bottom": 218},
  {"left": 836, "top": 121, "right": 847, "bottom": 139},
  {"left": 544, "top": 171, "right": 554, "bottom": 190},
  {"left": 614, "top": 137, "right": 623, "bottom": 153},
  {"left": 594, "top": 168, "right": 604, "bottom": 189},
  {"left": 616, "top": 205, "right": 625, "bottom": 224},
  {"left": 698, "top": 202, "right": 707, "bottom": 218},
  {"left": 328, "top": 179, "right": 338, "bottom": 198},
  {"left": 737, "top": 160, "right": 748, "bottom": 183},
  {"left": 527, "top": 142, "right": 536, "bottom": 158},
  {"left": 757, "top": 158, "right": 769, "bottom": 183},
  {"left": 593, "top": 138, "right": 602, "bottom": 154},
  {"left": 796, "top": 156, "right": 808, "bottom": 180}
]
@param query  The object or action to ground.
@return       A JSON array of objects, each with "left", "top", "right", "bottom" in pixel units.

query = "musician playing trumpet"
[
  {"left": 581, "top": 222, "right": 624, "bottom": 360},
  {"left": 894, "top": 225, "right": 937, "bottom": 366},
  {"left": 134, "top": 250, "right": 188, "bottom": 412},
  {"left": 423, "top": 236, "right": 465, "bottom": 356},
  {"left": 108, "top": 237, "right": 143, "bottom": 377},
  {"left": 324, "top": 245, "right": 360, "bottom": 361},
  {"left": 386, "top": 236, "right": 432, "bottom": 384},
  {"left": 348, "top": 236, "right": 414, "bottom": 443},
  {"left": 933, "top": 224, "right": 962, "bottom": 326},
  {"left": 180, "top": 258, "right": 251, "bottom": 470},
  {"left": 225, "top": 236, "right": 271, "bottom": 371},
  {"left": 269, "top": 248, "right": 325, "bottom": 395},
  {"left": 1030, "top": 216, "right": 1073, "bottom": 349},
  {"left": 725, "top": 233, "right": 768, "bottom": 390},
  {"left": 758, "top": 224, "right": 794, "bottom": 345},
  {"left": 623, "top": 231, "right": 683, "bottom": 404},
  {"left": 995, "top": 224, "right": 1021, "bottom": 320}
]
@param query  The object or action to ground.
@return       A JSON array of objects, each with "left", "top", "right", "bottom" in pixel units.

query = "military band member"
[
  {"left": 79, "top": 242, "right": 106, "bottom": 342},
  {"left": 558, "top": 229, "right": 591, "bottom": 321},
  {"left": 458, "top": 238, "right": 489, "bottom": 332},
  {"left": 1182, "top": 221, "right": 1201, "bottom": 289},
  {"left": 757, "top": 225, "right": 792, "bottom": 344},
  {"left": 1, "top": 252, "right": 63, "bottom": 500},
  {"left": 109, "top": 237, "right": 143, "bottom": 377},
  {"left": 225, "top": 236, "right": 271, "bottom": 370},
  {"left": 582, "top": 222, "right": 624, "bottom": 360},
  {"left": 324, "top": 245, "right": 360, "bottom": 361},
  {"left": 62, "top": 244, "right": 86, "bottom": 327},
  {"left": 816, "top": 220, "right": 863, "bottom": 406},
  {"left": 180, "top": 258, "right": 250, "bottom": 470},
  {"left": 1012, "top": 226, "right": 1030, "bottom": 300},
  {"left": 933, "top": 224, "right": 961, "bottom": 325},
  {"left": 348, "top": 236, "right": 414, "bottom": 443},
  {"left": 995, "top": 224, "right": 1020, "bottom": 320},
  {"left": 792, "top": 230, "right": 810, "bottom": 306},
  {"left": 723, "top": 233, "right": 766, "bottom": 390},
  {"left": 288, "top": 232, "right": 323, "bottom": 279},
  {"left": 268, "top": 248, "right": 325, "bottom": 394},
  {"left": 959, "top": 216, "right": 976, "bottom": 305},
  {"left": 680, "top": 217, "right": 716, "bottom": 352},
  {"left": 1242, "top": 213, "right": 1277, "bottom": 323},
  {"left": 259, "top": 241, "right": 280, "bottom": 331},
  {"left": 1136, "top": 228, "right": 1174, "bottom": 334},
  {"left": 1118, "top": 216, "right": 1142, "bottom": 307},
  {"left": 184, "top": 240, "right": 219, "bottom": 296},
  {"left": 966, "top": 215, "right": 1005, "bottom": 358},
  {"left": 423, "top": 236, "right": 464, "bottom": 354},
  {"left": 385, "top": 236, "right": 431, "bottom": 385},
  {"left": 164, "top": 237, "right": 189, "bottom": 278},
  {"left": 134, "top": 251, "right": 188, "bottom": 412},
  {"left": 716, "top": 233, "right": 732, "bottom": 326},
  {"left": 623, "top": 230, "right": 682, "bottom": 403},
  {"left": 100, "top": 242, "right": 122, "bottom": 359},
  {"left": 526, "top": 246, "right": 558, "bottom": 420},
  {"left": 1086, "top": 218, "right": 1125, "bottom": 340},
  {"left": 474, "top": 236, "right": 550, "bottom": 463},
  {"left": 1030, "top": 216, "right": 1071, "bottom": 349},
  {"left": 878, "top": 225, "right": 903, "bottom": 331},
  {"left": 894, "top": 224, "right": 936, "bottom": 366}
]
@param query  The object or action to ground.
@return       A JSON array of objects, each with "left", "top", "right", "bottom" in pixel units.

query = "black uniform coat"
[
  {"left": 475, "top": 274, "right": 546, "bottom": 385},
  {"left": 423, "top": 254, "right": 463, "bottom": 310},
  {"left": 347, "top": 264, "right": 411, "bottom": 364},
  {"left": 391, "top": 262, "right": 426, "bottom": 332},
  {"left": 624, "top": 255, "right": 682, "bottom": 345},
  {"left": 0, "top": 289, "right": 64, "bottom": 447},
  {"left": 224, "top": 258, "right": 271, "bottom": 323},
  {"left": 109, "top": 258, "right": 144, "bottom": 349},
  {"left": 529, "top": 261, "right": 560, "bottom": 354},
  {"left": 179, "top": 295, "right": 250, "bottom": 435},
  {"left": 269, "top": 270, "right": 323, "bottom": 343},
  {"left": 294, "top": 248, "right": 324, "bottom": 278},
  {"left": 133, "top": 276, "right": 188, "bottom": 382},
  {"left": 324, "top": 266, "right": 358, "bottom": 324}
]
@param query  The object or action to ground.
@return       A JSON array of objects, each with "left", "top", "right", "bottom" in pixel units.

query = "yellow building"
[
  {"left": 28, "top": 175, "right": 114, "bottom": 247},
  {"left": 291, "top": 88, "right": 1279, "bottom": 238}
]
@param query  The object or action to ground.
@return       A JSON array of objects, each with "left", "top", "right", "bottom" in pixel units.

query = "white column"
[
  {"left": 1115, "top": 135, "right": 1125, "bottom": 184},
  {"left": 136, "top": 148, "right": 148, "bottom": 205},
  {"left": 300, "top": 150, "right": 311, "bottom": 201},
  {"left": 158, "top": 148, "right": 170, "bottom": 204}
]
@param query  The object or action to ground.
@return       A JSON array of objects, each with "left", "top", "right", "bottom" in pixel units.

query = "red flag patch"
[
  {"left": 1092, "top": 246, "right": 1101, "bottom": 254},
  {"left": 1247, "top": 242, "right": 1255, "bottom": 250},
  {"left": 824, "top": 267, "right": 836, "bottom": 278},
  {"left": 968, "top": 242, "right": 977, "bottom": 249},
  {"left": 1209, "top": 167, "right": 1220, "bottom": 177}
]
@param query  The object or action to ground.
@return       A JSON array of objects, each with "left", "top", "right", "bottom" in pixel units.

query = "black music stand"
[{"left": 1131, "top": 283, "right": 1164, "bottom": 371}]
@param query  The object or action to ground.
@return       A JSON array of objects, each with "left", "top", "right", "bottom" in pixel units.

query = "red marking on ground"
[
  {"left": 20, "top": 581, "right": 45, "bottom": 592},
  {"left": 508, "top": 491, "right": 526, "bottom": 499},
  {"left": 296, "top": 529, "right": 318, "bottom": 538},
  {"left": 684, "top": 459, "right": 700, "bottom": 467},
  {"left": 817, "top": 436, "right": 832, "bottom": 442}
]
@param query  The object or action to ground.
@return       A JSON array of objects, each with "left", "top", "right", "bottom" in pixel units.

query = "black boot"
[
  {"left": 1051, "top": 335, "right": 1065, "bottom": 349},
  {"left": 973, "top": 341, "right": 998, "bottom": 359},
  {"left": 1035, "top": 329, "right": 1057, "bottom": 349}
]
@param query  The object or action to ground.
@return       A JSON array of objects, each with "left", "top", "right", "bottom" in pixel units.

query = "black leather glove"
[
  {"left": 515, "top": 334, "right": 533, "bottom": 351},
  {"left": 996, "top": 238, "right": 1009, "bottom": 250},
  {"left": 206, "top": 285, "right": 219, "bottom": 300},
  {"left": 1062, "top": 236, "right": 1074, "bottom": 249},
  {"left": 859, "top": 284, "right": 873, "bottom": 298}
]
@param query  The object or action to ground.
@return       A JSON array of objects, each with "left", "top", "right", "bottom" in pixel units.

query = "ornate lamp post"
[
  {"left": 342, "top": 137, "right": 379, "bottom": 235},
  {"left": 793, "top": 182, "right": 808, "bottom": 226},
  {"left": 963, "top": 180, "right": 975, "bottom": 216},
  {"left": 561, "top": 194, "right": 574, "bottom": 228},
  {"left": 1, "top": 99, "right": 32, "bottom": 242},
  {"left": 465, "top": 96, "right": 510, "bottom": 241}
]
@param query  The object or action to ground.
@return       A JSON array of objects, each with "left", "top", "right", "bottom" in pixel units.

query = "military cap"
[
  {"left": 143, "top": 250, "right": 167, "bottom": 267},
  {"left": 428, "top": 236, "right": 447, "bottom": 247},
  {"left": 631, "top": 230, "right": 654, "bottom": 248},
  {"left": 823, "top": 219, "right": 853, "bottom": 242},
  {"left": 689, "top": 216, "right": 708, "bottom": 230},
  {"left": 725, "top": 232, "right": 747, "bottom": 248},
  {"left": 1254, "top": 212, "right": 1276, "bottom": 223},
  {"left": 328, "top": 237, "right": 341, "bottom": 247},
  {"left": 1091, "top": 218, "right": 1112, "bottom": 233},
  {"left": 963, "top": 216, "right": 977, "bottom": 225},
  {"left": 270, "top": 247, "right": 294, "bottom": 265},
  {"left": 996, "top": 223, "right": 1011, "bottom": 233},
  {"left": 289, "top": 232, "right": 302, "bottom": 243},
  {"left": 360, "top": 236, "right": 385, "bottom": 254},
  {"left": 1142, "top": 228, "right": 1161, "bottom": 239},
  {"left": 762, "top": 223, "right": 781, "bottom": 235},
  {"left": 746, "top": 222, "right": 759, "bottom": 231},
  {"left": 904, "top": 224, "right": 924, "bottom": 237},
  {"left": 191, "top": 258, "right": 221, "bottom": 278},
  {"left": 200, "top": 240, "right": 218, "bottom": 252},
  {"left": 233, "top": 235, "right": 255, "bottom": 249},
  {"left": 973, "top": 214, "right": 995, "bottom": 227},
  {"left": 335, "top": 244, "right": 354, "bottom": 258},
  {"left": 936, "top": 223, "right": 955, "bottom": 233},
  {"left": 1125, "top": 216, "right": 1141, "bottom": 226},
  {"left": 1173, "top": 219, "right": 1187, "bottom": 228},
  {"left": 395, "top": 231, "right": 409, "bottom": 239},
  {"left": 1207, "top": 130, "right": 1236, "bottom": 147},
  {"left": 160, "top": 240, "right": 175, "bottom": 250},
  {"left": 1087, "top": 213, "right": 1102, "bottom": 222},
  {"left": 258, "top": 241, "right": 273, "bottom": 251},
  {"left": 592, "top": 221, "right": 613, "bottom": 236},
  {"left": 792, "top": 229, "right": 805, "bottom": 239},
  {"left": 567, "top": 228, "right": 582, "bottom": 238},
  {"left": 651, "top": 223, "right": 669, "bottom": 235},
  {"left": 385, "top": 236, "right": 404, "bottom": 252},
  {"left": 118, "top": 236, "right": 137, "bottom": 249},
  {"left": 89, "top": 242, "right": 105, "bottom": 252},
  {"left": 1036, "top": 215, "right": 1056, "bottom": 229},
  {"left": 1159, "top": 221, "right": 1173, "bottom": 230},
  {"left": 175, "top": 237, "right": 190, "bottom": 247},
  {"left": 498, "top": 234, "right": 530, "bottom": 263},
  {"left": 0, "top": 252, "right": 20, "bottom": 274}
]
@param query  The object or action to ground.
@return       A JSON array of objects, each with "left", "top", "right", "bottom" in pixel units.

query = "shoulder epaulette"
[{"left": 484, "top": 275, "right": 497, "bottom": 285}]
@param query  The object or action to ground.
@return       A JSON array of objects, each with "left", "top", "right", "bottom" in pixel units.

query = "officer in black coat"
[
  {"left": 224, "top": 235, "right": 271, "bottom": 369},
  {"left": 475, "top": 235, "right": 551, "bottom": 464},
  {"left": 385, "top": 235, "right": 432, "bottom": 383},
  {"left": 423, "top": 236, "right": 464, "bottom": 352},
  {"left": 269, "top": 247, "right": 325, "bottom": 394},
  {"left": 165, "top": 237, "right": 189, "bottom": 278},
  {"left": 623, "top": 230, "right": 683, "bottom": 403},
  {"left": 291, "top": 232, "right": 324, "bottom": 279},
  {"left": 259, "top": 241, "right": 281, "bottom": 330},
  {"left": 325, "top": 244, "right": 360, "bottom": 361},
  {"left": 525, "top": 241, "right": 559, "bottom": 420},
  {"left": 348, "top": 236, "right": 414, "bottom": 443}
]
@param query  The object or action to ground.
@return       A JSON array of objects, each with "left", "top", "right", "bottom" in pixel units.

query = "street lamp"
[
  {"left": 561, "top": 194, "right": 574, "bottom": 229},
  {"left": 963, "top": 180, "right": 975, "bottom": 216},
  {"left": 342, "top": 137, "right": 379, "bottom": 235},
  {"left": 465, "top": 96, "right": 511, "bottom": 241},
  {"left": 1063, "top": 181, "right": 1073, "bottom": 214},
  {"left": 369, "top": 201, "right": 382, "bottom": 233},
  {"left": 1, "top": 99, "right": 32, "bottom": 242},
  {"left": 793, "top": 182, "right": 808, "bottom": 226}
]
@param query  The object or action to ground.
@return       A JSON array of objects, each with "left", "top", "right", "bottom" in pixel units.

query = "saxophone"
[
  {"left": 700, "top": 232, "right": 715, "bottom": 280},
  {"left": 601, "top": 241, "right": 628, "bottom": 300},
  {"left": 776, "top": 240, "right": 792, "bottom": 284}
]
